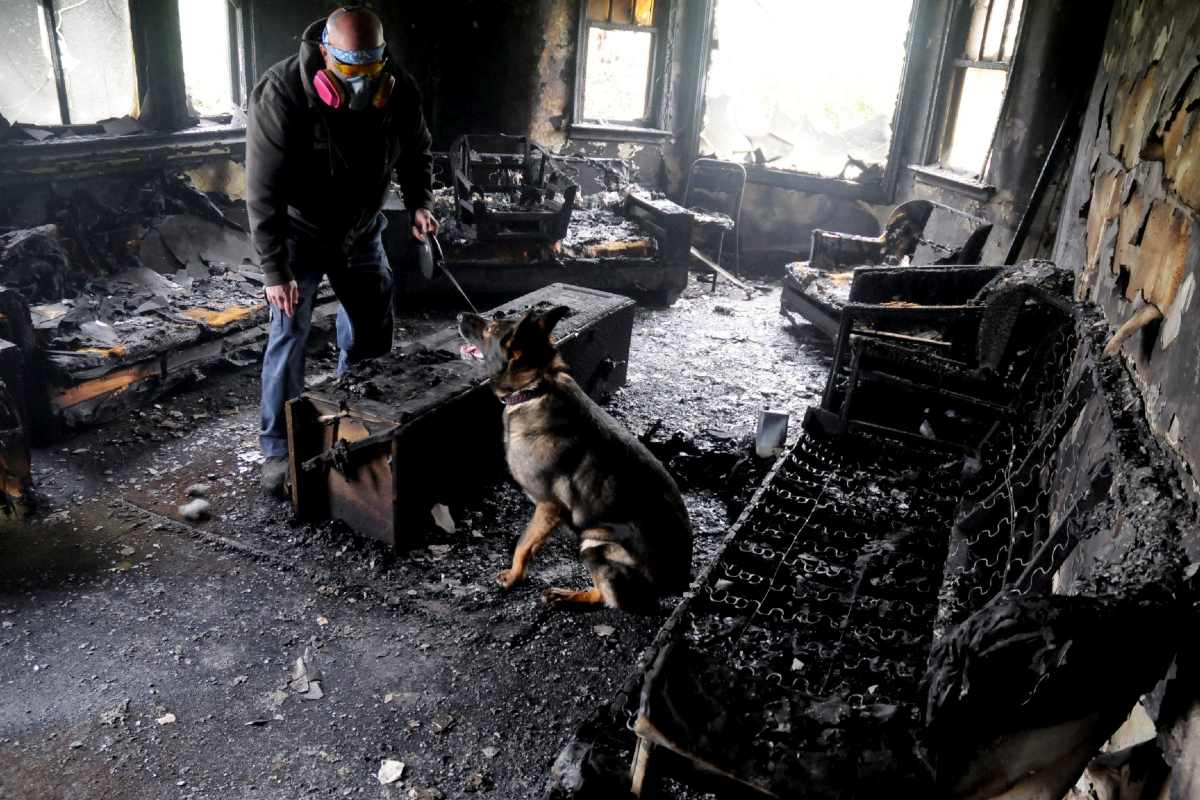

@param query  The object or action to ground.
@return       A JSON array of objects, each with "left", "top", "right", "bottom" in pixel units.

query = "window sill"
[
  {"left": 908, "top": 164, "right": 995, "bottom": 201},
  {"left": 745, "top": 164, "right": 886, "bottom": 203},
  {"left": 0, "top": 123, "right": 246, "bottom": 184},
  {"left": 568, "top": 123, "right": 674, "bottom": 144}
]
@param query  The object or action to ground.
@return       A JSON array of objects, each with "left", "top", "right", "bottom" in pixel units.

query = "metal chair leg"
[
  {"left": 840, "top": 343, "right": 864, "bottom": 433},
  {"left": 712, "top": 233, "right": 724, "bottom": 291},
  {"left": 822, "top": 314, "right": 854, "bottom": 411},
  {"left": 732, "top": 226, "right": 741, "bottom": 277}
]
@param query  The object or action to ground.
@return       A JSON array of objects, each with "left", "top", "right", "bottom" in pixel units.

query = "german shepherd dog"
[{"left": 458, "top": 305, "right": 693, "bottom": 611}]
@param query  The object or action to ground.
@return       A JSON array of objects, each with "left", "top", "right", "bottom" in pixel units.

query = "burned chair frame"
[{"left": 808, "top": 261, "right": 1074, "bottom": 452}]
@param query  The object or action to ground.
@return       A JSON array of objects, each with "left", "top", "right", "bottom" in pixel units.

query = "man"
[{"left": 246, "top": 6, "right": 438, "bottom": 496}]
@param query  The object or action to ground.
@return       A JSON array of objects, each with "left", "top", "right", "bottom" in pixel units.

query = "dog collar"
[{"left": 500, "top": 383, "right": 548, "bottom": 407}]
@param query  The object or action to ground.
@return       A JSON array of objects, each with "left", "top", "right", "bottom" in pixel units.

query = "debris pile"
[
  {"left": 431, "top": 186, "right": 655, "bottom": 261},
  {"left": 0, "top": 172, "right": 337, "bottom": 437}
]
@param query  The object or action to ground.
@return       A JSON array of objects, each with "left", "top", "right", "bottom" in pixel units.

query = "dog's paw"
[{"left": 496, "top": 568, "right": 523, "bottom": 589}]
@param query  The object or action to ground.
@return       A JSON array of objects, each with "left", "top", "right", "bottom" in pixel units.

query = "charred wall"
[
  {"left": 527, "top": 0, "right": 700, "bottom": 195},
  {"left": 1053, "top": 0, "right": 1200, "bottom": 485},
  {"left": 249, "top": 0, "right": 549, "bottom": 147},
  {"left": 1050, "top": 0, "right": 1200, "bottom": 794}
]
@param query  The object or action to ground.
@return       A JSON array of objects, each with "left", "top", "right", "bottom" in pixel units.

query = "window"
[
  {"left": 1, "top": 0, "right": 246, "bottom": 136},
  {"left": 937, "top": 0, "right": 1025, "bottom": 177},
  {"left": 179, "top": 0, "right": 241, "bottom": 117},
  {"left": 2, "top": 0, "right": 136, "bottom": 126},
  {"left": 3, "top": 3, "right": 60, "bottom": 125},
  {"left": 573, "top": 0, "right": 668, "bottom": 134},
  {"left": 698, "top": 0, "right": 915, "bottom": 182}
]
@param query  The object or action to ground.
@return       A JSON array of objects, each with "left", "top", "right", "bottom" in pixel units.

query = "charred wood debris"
[
  {"left": 0, "top": 141, "right": 707, "bottom": 515},
  {"left": 0, "top": 171, "right": 292, "bottom": 510}
]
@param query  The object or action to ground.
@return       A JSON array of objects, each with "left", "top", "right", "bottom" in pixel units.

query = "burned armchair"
[
  {"left": 782, "top": 200, "right": 994, "bottom": 338},
  {"left": 807, "top": 260, "right": 1075, "bottom": 451}
]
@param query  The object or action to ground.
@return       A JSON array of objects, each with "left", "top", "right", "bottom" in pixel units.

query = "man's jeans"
[{"left": 259, "top": 213, "right": 393, "bottom": 458}]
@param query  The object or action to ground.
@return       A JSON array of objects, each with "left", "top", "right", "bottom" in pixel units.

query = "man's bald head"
[{"left": 325, "top": 6, "right": 384, "bottom": 50}]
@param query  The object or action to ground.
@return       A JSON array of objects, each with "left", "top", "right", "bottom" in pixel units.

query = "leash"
[{"left": 429, "top": 234, "right": 479, "bottom": 314}]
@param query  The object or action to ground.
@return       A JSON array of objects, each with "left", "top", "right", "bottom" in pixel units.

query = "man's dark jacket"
[{"left": 246, "top": 18, "right": 433, "bottom": 287}]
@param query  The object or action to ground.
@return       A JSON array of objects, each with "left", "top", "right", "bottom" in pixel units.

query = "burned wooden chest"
[{"left": 285, "top": 283, "right": 635, "bottom": 546}]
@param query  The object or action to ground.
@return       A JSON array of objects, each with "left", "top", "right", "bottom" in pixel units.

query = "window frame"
[
  {"left": 571, "top": 0, "right": 674, "bottom": 143},
  {"left": 920, "top": 0, "right": 1028, "bottom": 188},
  {"left": 3, "top": 0, "right": 248, "bottom": 142},
  {"left": 38, "top": 0, "right": 73, "bottom": 126},
  {"left": 222, "top": 0, "right": 250, "bottom": 112}
]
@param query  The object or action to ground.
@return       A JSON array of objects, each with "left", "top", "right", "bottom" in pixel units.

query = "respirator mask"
[{"left": 314, "top": 26, "right": 395, "bottom": 111}]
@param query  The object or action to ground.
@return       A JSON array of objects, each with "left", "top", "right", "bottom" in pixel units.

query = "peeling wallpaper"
[{"left": 1053, "top": 0, "right": 1200, "bottom": 481}]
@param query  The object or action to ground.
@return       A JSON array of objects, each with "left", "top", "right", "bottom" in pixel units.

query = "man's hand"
[
  {"left": 411, "top": 208, "right": 440, "bottom": 242},
  {"left": 266, "top": 280, "right": 299, "bottom": 318}
]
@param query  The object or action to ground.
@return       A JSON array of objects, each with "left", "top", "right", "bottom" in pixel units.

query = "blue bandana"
[{"left": 321, "top": 25, "right": 385, "bottom": 63}]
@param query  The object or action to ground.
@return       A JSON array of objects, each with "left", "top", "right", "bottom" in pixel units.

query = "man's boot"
[{"left": 261, "top": 456, "right": 289, "bottom": 498}]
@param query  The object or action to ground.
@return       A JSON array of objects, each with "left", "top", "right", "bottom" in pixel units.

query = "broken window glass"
[
  {"left": 2, "top": 2, "right": 60, "bottom": 125},
  {"left": 582, "top": 27, "right": 654, "bottom": 123},
  {"left": 55, "top": 0, "right": 136, "bottom": 124},
  {"left": 178, "top": 0, "right": 235, "bottom": 117},
  {"left": 700, "top": 0, "right": 914, "bottom": 179}
]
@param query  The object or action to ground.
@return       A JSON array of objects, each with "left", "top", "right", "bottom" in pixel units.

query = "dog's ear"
[
  {"left": 511, "top": 310, "right": 539, "bottom": 348},
  {"left": 513, "top": 305, "right": 569, "bottom": 344},
  {"left": 536, "top": 305, "right": 571, "bottom": 336},
  {"left": 457, "top": 313, "right": 487, "bottom": 347}
]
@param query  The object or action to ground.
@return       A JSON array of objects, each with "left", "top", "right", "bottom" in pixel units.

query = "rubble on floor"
[
  {"left": 0, "top": 172, "right": 336, "bottom": 439},
  {"left": 1, "top": 276, "right": 797, "bottom": 799}
]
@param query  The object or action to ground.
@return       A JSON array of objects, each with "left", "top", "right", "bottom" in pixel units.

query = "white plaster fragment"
[
  {"left": 1152, "top": 19, "right": 1173, "bottom": 60},
  {"left": 616, "top": 142, "right": 642, "bottom": 160},
  {"left": 1160, "top": 271, "right": 1195, "bottom": 350}
]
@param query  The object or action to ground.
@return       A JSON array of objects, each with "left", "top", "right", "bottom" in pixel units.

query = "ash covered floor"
[{"left": 0, "top": 277, "right": 831, "bottom": 800}]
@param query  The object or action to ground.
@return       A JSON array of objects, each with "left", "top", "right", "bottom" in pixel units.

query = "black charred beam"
[{"left": 129, "top": 0, "right": 194, "bottom": 132}]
